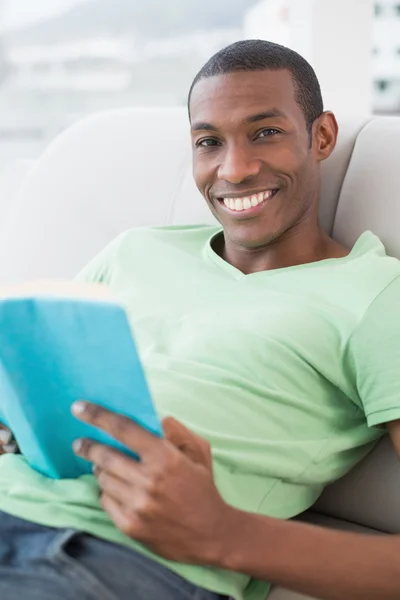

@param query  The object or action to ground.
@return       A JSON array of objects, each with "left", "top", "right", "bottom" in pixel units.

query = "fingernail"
[
  {"left": 73, "top": 439, "right": 83, "bottom": 453},
  {"left": 0, "top": 430, "right": 13, "bottom": 444},
  {"left": 72, "top": 401, "right": 87, "bottom": 416}
]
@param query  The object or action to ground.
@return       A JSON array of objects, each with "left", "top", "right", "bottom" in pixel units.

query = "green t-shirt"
[{"left": 1, "top": 225, "right": 400, "bottom": 600}]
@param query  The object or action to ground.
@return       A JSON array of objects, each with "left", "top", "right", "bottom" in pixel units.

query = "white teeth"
[
  {"left": 235, "top": 198, "right": 244, "bottom": 211},
  {"left": 250, "top": 195, "right": 258, "bottom": 207},
  {"left": 243, "top": 197, "right": 251, "bottom": 209},
  {"left": 222, "top": 189, "right": 276, "bottom": 212}
]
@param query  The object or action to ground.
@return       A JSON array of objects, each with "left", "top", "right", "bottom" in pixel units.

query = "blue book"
[{"left": 0, "top": 282, "right": 163, "bottom": 479}]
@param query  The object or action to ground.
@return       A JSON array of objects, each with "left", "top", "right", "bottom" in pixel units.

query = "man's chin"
[{"left": 223, "top": 222, "right": 280, "bottom": 250}]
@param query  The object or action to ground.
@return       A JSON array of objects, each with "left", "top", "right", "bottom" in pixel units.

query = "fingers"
[
  {"left": 71, "top": 403, "right": 213, "bottom": 477},
  {"left": 72, "top": 401, "right": 161, "bottom": 459},
  {"left": 97, "top": 469, "right": 165, "bottom": 543},
  {"left": 95, "top": 469, "right": 156, "bottom": 528},
  {"left": 95, "top": 468, "right": 136, "bottom": 505},
  {"left": 162, "top": 417, "right": 213, "bottom": 471},
  {"left": 73, "top": 439, "right": 146, "bottom": 484},
  {"left": 0, "top": 428, "right": 19, "bottom": 455},
  {"left": 100, "top": 493, "right": 141, "bottom": 540},
  {"left": 0, "top": 429, "right": 13, "bottom": 445}
]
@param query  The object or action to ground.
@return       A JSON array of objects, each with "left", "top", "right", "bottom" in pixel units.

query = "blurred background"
[{"left": 0, "top": 0, "right": 397, "bottom": 167}]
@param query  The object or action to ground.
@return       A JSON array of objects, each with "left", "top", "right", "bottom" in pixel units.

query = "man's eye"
[
  {"left": 257, "top": 128, "right": 280, "bottom": 138},
  {"left": 196, "top": 138, "right": 220, "bottom": 147}
]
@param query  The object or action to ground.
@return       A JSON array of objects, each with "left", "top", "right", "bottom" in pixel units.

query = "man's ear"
[{"left": 312, "top": 111, "right": 339, "bottom": 162}]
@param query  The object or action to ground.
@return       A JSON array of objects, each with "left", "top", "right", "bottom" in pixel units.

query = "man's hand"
[
  {"left": 71, "top": 402, "right": 400, "bottom": 600},
  {"left": 0, "top": 426, "right": 18, "bottom": 455},
  {"left": 72, "top": 401, "right": 236, "bottom": 565}
]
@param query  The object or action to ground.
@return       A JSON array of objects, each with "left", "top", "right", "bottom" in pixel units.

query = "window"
[{"left": 0, "top": 0, "right": 259, "bottom": 167}]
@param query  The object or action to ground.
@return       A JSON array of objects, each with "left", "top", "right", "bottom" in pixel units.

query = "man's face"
[{"left": 190, "top": 69, "right": 333, "bottom": 249}]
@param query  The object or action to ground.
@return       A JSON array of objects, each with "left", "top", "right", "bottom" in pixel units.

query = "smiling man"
[
  {"left": 188, "top": 62, "right": 348, "bottom": 272},
  {"left": 1, "top": 40, "right": 400, "bottom": 600}
]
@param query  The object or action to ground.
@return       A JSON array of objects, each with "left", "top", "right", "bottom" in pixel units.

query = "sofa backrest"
[
  {"left": 314, "top": 116, "right": 400, "bottom": 533},
  {"left": 0, "top": 108, "right": 400, "bottom": 533},
  {"left": 0, "top": 108, "right": 369, "bottom": 281}
]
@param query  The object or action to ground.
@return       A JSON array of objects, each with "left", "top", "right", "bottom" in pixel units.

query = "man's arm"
[
  {"left": 220, "top": 504, "right": 400, "bottom": 600},
  {"left": 72, "top": 402, "right": 400, "bottom": 600},
  {"left": 237, "top": 423, "right": 400, "bottom": 600}
]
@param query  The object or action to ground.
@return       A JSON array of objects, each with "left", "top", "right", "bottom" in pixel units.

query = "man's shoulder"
[
  {"left": 77, "top": 225, "right": 220, "bottom": 284},
  {"left": 333, "top": 231, "right": 400, "bottom": 313}
]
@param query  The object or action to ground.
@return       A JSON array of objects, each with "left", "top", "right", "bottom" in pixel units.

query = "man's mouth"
[{"left": 216, "top": 189, "right": 279, "bottom": 214}]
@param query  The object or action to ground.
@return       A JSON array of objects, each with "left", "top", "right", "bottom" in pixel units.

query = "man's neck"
[{"left": 218, "top": 225, "right": 350, "bottom": 275}]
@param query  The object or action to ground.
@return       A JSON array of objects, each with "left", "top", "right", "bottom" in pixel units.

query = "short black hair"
[{"left": 188, "top": 39, "right": 324, "bottom": 134}]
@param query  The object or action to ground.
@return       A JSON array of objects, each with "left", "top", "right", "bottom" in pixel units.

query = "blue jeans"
[{"left": 0, "top": 512, "right": 229, "bottom": 600}]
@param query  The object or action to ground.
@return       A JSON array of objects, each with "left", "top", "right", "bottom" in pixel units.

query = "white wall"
[{"left": 245, "top": 0, "right": 374, "bottom": 116}]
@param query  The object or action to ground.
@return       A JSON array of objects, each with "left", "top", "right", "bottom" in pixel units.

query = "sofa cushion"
[
  {"left": 0, "top": 108, "right": 213, "bottom": 282},
  {"left": 318, "top": 115, "right": 370, "bottom": 235},
  {"left": 333, "top": 116, "right": 400, "bottom": 258},
  {"left": 313, "top": 436, "right": 400, "bottom": 533}
]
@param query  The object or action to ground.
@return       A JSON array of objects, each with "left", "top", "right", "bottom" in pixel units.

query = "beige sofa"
[{"left": 0, "top": 108, "right": 399, "bottom": 600}]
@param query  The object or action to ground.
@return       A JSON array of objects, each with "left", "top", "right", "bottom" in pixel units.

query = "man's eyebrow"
[
  {"left": 246, "top": 109, "right": 286, "bottom": 123},
  {"left": 191, "top": 122, "right": 217, "bottom": 132},
  {"left": 191, "top": 109, "right": 287, "bottom": 132}
]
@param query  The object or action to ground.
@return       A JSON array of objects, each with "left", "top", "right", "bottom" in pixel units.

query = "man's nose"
[{"left": 217, "top": 145, "right": 262, "bottom": 184}]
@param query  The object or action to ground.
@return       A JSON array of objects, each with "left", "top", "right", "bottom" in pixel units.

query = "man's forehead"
[
  {"left": 189, "top": 70, "right": 297, "bottom": 122},
  {"left": 190, "top": 71, "right": 297, "bottom": 129}
]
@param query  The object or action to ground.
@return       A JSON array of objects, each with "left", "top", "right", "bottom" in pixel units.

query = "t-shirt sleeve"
[
  {"left": 345, "top": 274, "right": 400, "bottom": 428},
  {"left": 74, "top": 232, "right": 126, "bottom": 285}
]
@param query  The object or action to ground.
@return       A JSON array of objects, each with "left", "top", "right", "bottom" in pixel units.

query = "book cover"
[{"left": 0, "top": 281, "right": 162, "bottom": 479}]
